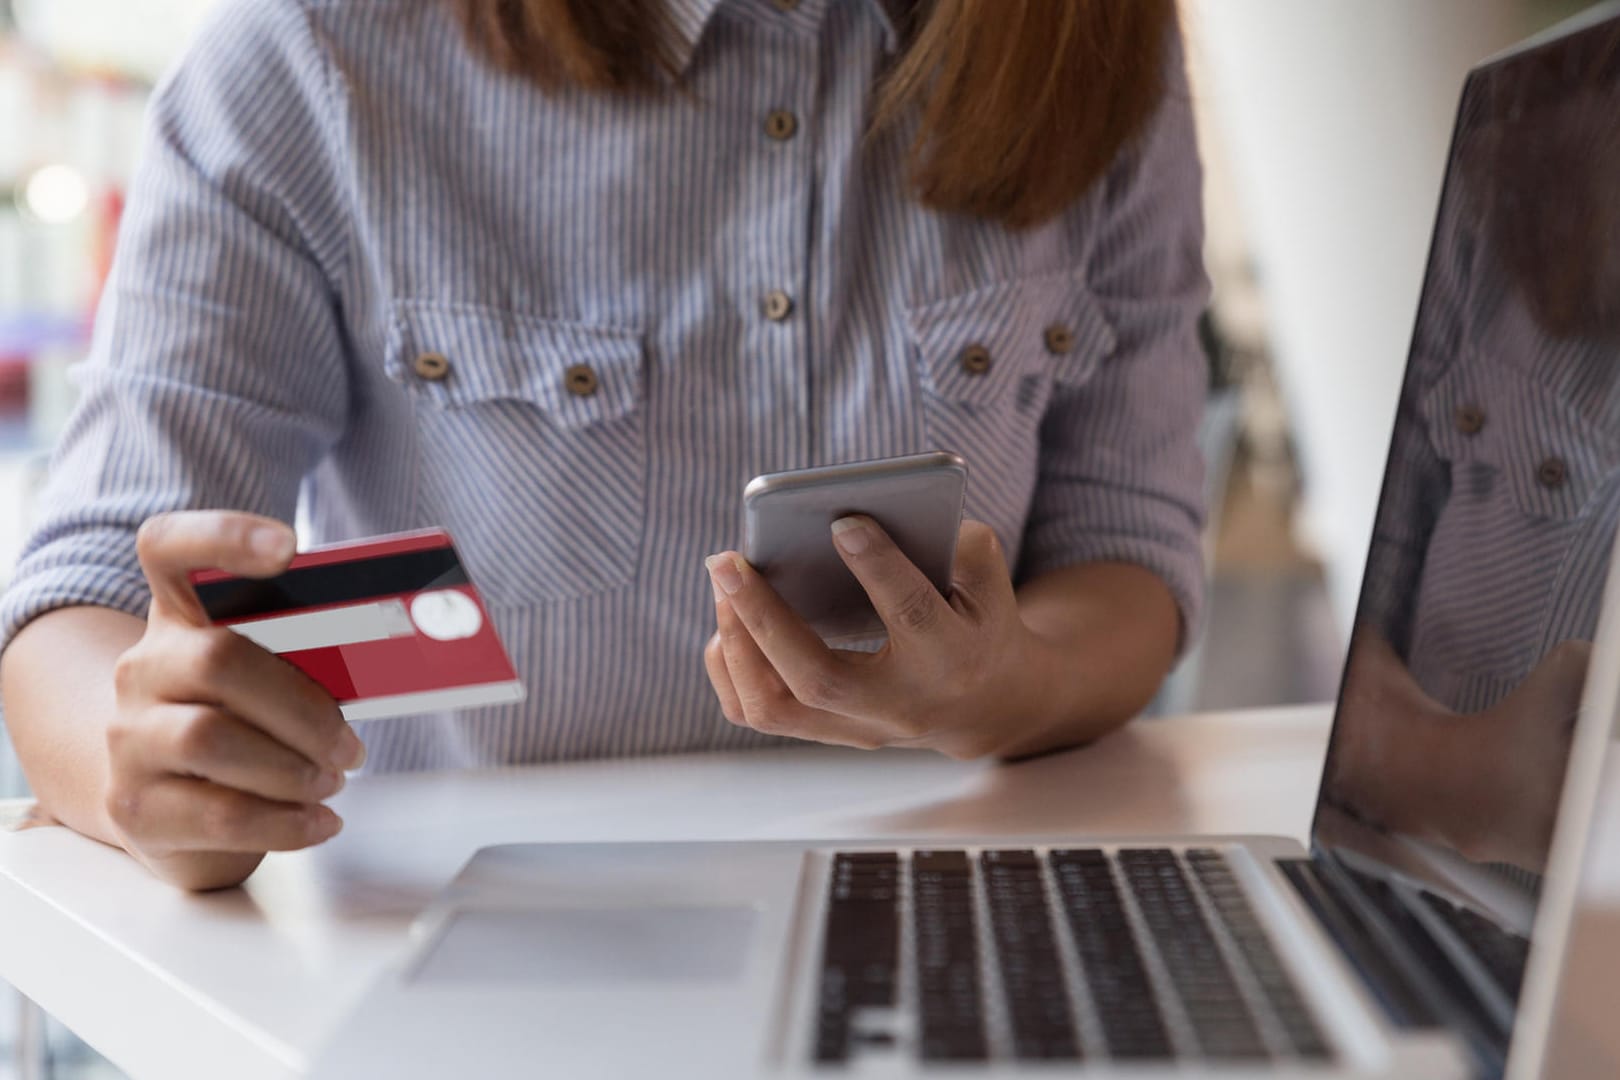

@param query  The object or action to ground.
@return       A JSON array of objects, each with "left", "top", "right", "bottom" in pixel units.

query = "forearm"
[
  {"left": 0, "top": 606, "right": 144, "bottom": 847},
  {"left": 1000, "top": 561, "right": 1181, "bottom": 758}
]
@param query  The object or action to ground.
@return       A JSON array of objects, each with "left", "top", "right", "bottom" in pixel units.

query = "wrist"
[
  {"left": 1004, "top": 563, "right": 1180, "bottom": 756},
  {"left": 983, "top": 624, "right": 1101, "bottom": 760}
]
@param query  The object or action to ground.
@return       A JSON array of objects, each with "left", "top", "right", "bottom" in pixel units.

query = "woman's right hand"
[{"left": 106, "top": 511, "right": 365, "bottom": 890}]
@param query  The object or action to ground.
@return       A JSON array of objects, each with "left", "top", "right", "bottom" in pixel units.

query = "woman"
[{"left": 0, "top": 0, "right": 1207, "bottom": 890}]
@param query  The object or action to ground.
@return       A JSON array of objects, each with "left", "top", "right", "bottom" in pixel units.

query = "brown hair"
[{"left": 449, "top": 0, "right": 1176, "bottom": 230}]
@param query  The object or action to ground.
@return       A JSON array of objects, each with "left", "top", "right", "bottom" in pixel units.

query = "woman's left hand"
[{"left": 702, "top": 517, "right": 1062, "bottom": 760}]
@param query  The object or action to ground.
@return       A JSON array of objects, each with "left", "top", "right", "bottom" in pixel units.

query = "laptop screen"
[{"left": 1311, "top": 0, "right": 1620, "bottom": 1026}]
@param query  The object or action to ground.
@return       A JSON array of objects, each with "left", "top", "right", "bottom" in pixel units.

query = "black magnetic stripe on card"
[{"left": 196, "top": 547, "right": 471, "bottom": 621}]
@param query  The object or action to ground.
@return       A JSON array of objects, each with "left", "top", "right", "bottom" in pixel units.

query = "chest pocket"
[
  {"left": 1409, "top": 356, "right": 1620, "bottom": 688},
  {"left": 386, "top": 301, "right": 647, "bottom": 606},
  {"left": 904, "top": 272, "right": 1116, "bottom": 557},
  {"left": 1421, "top": 358, "right": 1620, "bottom": 522}
]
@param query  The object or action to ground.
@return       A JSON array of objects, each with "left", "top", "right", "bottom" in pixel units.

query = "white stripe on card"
[
  {"left": 339, "top": 681, "right": 528, "bottom": 722},
  {"left": 227, "top": 598, "right": 415, "bottom": 654}
]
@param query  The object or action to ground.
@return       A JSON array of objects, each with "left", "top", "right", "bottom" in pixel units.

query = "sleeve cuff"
[{"left": 0, "top": 564, "right": 152, "bottom": 663}]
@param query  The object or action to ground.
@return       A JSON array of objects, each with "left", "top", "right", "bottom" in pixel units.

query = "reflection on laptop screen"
[{"left": 1314, "top": 0, "right": 1620, "bottom": 1019}]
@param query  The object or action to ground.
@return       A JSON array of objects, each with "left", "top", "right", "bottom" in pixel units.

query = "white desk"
[{"left": 0, "top": 704, "right": 1333, "bottom": 1080}]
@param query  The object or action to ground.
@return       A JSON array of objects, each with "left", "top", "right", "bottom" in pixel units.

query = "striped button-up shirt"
[{"left": 0, "top": 0, "right": 1208, "bottom": 770}]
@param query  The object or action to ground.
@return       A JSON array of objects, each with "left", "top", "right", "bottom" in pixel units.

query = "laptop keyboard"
[
  {"left": 813, "top": 847, "right": 1334, "bottom": 1067},
  {"left": 1418, "top": 890, "right": 1531, "bottom": 1004}
]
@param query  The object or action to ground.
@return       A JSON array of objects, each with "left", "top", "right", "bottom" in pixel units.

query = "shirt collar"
[
  {"left": 662, "top": 0, "right": 725, "bottom": 74},
  {"left": 867, "top": 0, "right": 906, "bottom": 50},
  {"left": 663, "top": 0, "right": 907, "bottom": 76}
]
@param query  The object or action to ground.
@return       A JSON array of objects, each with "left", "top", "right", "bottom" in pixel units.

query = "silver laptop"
[{"left": 314, "top": 7, "right": 1620, "bottom": 1077}]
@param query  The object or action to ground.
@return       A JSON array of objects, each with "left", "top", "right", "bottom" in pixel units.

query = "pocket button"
[
  {"left": 1455, "top": 404, "right": 1486, "bottom": 436},
  {"left": 565, "top": 364, "right": 600, "bottom": 398},
  {"left": 1043, "top": 323, "right": 1076, "bottom": 355},
  {"left": 413, "top": 352, "right": 451, "bottom": 382},
  {"left": 959, "top": 345, "right": 992, "bottom": 376},
  {"left": 1538, "top": 457, "right": 1568, "bottom": 490}
]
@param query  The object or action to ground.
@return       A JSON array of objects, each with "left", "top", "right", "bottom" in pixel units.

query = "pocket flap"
[
  {"left": 386, "top": 301, "right": 643, "bottom": 429},
  {"left": 904, "top": 273, "right": 1116, "bottom": 407},
  {"left": 1422, "top": 357, "right": 1620, "bottom": 519}
]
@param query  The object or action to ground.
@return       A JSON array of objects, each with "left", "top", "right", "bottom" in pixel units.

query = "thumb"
[{"left": 135, "top": 511, "right": 296, "bottom": 626}]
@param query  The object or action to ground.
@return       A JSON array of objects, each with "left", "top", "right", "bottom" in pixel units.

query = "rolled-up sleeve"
[
  {"left": 0, "top": 0, "right": 352, "bottom": 659},
  {"left": 1017, "top": 37, "right": 1210, "bottom": 643}
]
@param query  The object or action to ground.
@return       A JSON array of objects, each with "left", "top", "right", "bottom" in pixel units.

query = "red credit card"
[{"left": 190, "top": 529, "right": 524, "bottom": 722}]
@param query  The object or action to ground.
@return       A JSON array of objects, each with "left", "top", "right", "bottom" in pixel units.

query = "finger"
[
  {"left": 137, "top": 511, "right": 297, "bottom": 625},
  {"left": 712, "top": 592, "right": 806, "bottom": 720},
  {"left": 159, "top": 626, "right": 365, "bottom": 771},
  {"left": 714, "top": 599, "right": 883, "bottom": 749},
  {"left": 948, "top": 520, "right": 1018, "bottom": 618},
  {"left": 109, "top": 775, "right": 341, "bottom": 856},
  {"left": 153, "top": 704, "right": 346, "bottom": 803},
  {"left": 705, "top": 552, "right": 870, "bottom": 716},
  {"left": 828, "top": 516, "right": 956, "bottom": 641},
  {"left": 704, "top": 632, "right": 745, "bottom": 725}
]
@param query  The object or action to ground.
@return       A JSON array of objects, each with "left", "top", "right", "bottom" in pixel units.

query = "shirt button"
[
  {"left": 1538, "top": 457, "right": 1568, "bottom": 490},
  {"left": 763, "top": 289, "right": 794, "bottom": 321},
  {"left": 771, "top": 0, "right": 799, "bottom": 10},
  {"left": 764, "top": 109, "right": 799, "bottom": 141},
  {"left": 412, "top": 352, "right": 451, "bottom": 381},
  {"left": 959, "top": 345, "right": 992, "bottom": 376},
  {"left": 1455, "top": 404, "right": 1486, "bottom": 435},
  {"left": 564, "top": 364, "right": 600, "bottom": 398},
  {"left": 1043, "top": 323, "right": 1076, "bottom": 355}
]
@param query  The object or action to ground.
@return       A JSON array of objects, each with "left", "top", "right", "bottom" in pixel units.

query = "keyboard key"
[{"left": 913, "top": 853, "right": 971, "bottom": 884}]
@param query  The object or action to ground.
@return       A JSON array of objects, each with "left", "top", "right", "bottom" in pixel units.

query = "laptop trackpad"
[{"left": 409, "top": 906, "right": 758, "bottom": 985}]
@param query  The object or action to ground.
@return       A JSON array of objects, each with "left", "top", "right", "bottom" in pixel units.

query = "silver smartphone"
[{"left": 742, "top": 451, "right": 967, "bottom": 642}]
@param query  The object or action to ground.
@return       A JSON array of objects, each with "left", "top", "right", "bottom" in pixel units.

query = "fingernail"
[
  {"left": 309, "top": 807, "right": 343, "bottom": 842},
  {"left": 314, "top": 770, "right": 346, "bottom": 799},
  {"left": 333, "top": 726, "right": 366, "bottom": 771},
  {"left": 705, "top": 554, "right": 745, "bottom": 596},
  {"left": 831, "top": 517, "right": 870, "bottom": 555},
  {"left": 252, "top": 526, "right": 294, "bottom": 561}
]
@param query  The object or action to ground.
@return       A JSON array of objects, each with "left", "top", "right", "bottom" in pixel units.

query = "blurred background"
[{"left": 0, "top": 0, "right": 1604, "bottom": 1074}]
